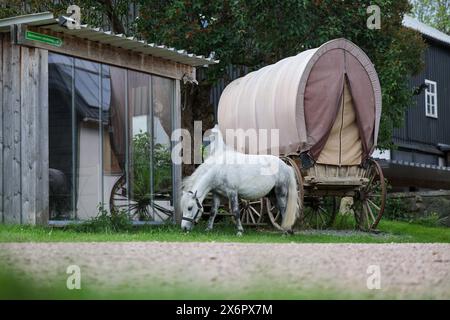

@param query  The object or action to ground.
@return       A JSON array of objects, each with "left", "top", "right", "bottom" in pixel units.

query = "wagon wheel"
[
  {"left": 109, "top": 175, "right": 129, "bottom": 214},
  {"left": 265, "top": 156, "right": 304, "bottom": 231},
  {"left": 231, "top": 198, "right": 265, "bottom": 226},
  {"left": 265, "top": 197, "right": 283, "bottom": 231},
  {"left": 354, "top": 159, "right": 386, "bottom": 231},
  {"left": 109, "top": 175, "right": 172, "bottom": 221},
  {"left": 302, "top": 197, "right": 338, "bottom": 229}
]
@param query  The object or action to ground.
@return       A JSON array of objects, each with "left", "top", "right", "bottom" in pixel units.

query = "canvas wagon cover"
[{"left": 218, "top": 38, "right": 382, "bottom": 166}]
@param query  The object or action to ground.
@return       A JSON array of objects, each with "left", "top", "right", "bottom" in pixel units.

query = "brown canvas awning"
[{"left": 218, "top": 38, "right": 382, "bottom": 165}]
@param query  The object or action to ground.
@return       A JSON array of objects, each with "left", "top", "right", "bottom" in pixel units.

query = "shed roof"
[
  {"left": 0, "top": 12, "right": 218, "bottom": 67},
  {"left": 403, "top": 15, "right": 450, "bottom": 47}
]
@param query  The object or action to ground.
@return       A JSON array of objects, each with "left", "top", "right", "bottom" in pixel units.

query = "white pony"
[{"left": 181, "top": 126, "right": 298, "bottom": 235}]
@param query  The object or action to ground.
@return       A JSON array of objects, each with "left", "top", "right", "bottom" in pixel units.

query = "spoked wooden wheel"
[
  {"left": 354, "top": 159, "right": 386, "bottom": 230},
  {"left": 109, "top": 175, "right": 172, "bottom": 221},
  {"left": 236, "top": 198, "right": 265, "bottom": 226},
  {"left": 302, "top": 196, "right": 338, "bottom": 229},
  {"left": 265, "top": 197, "right": 284, "bottom": 231}
]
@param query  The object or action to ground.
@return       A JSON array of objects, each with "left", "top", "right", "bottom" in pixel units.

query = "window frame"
[{"left": 425, "top": 79, "right": 438, "bottom": 118}]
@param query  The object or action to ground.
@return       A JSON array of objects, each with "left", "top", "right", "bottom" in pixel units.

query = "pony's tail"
[{"left": 281, "top": 166, "right": 299, "bottom": 231}]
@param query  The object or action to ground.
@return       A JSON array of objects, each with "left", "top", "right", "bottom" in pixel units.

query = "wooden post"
[
  {"left": 1, "top": 32, "right": 49, "bottom": 225},
  {"left": 2, "top": 34, "right": 22, "bottom": 224},
  {"left": 20, "top": 46, "right": 49, "bottom": 225},
  {"left": 38, "top": 48, "right": 49, "bottom": 225}
]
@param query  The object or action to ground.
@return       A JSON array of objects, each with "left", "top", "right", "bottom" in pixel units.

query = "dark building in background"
[{"left": 379, "top": 16, "right": 450, "bottom": 191}]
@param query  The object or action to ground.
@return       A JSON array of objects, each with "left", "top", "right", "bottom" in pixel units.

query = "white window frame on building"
[{"left": 425, "top": 79, "right": 438, "bottom": 118}]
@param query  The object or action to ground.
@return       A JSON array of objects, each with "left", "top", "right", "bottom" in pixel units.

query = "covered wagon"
[{"left": 218, "top": 38, "right": 385, "bottom": 230}]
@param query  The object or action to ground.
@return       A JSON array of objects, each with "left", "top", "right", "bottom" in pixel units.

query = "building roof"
[
  {"left": 0, "top": 12, "right": 218, "bottom": 67},
  {"left": 403, "top": 15, "right": 450, "bottom": 47}
]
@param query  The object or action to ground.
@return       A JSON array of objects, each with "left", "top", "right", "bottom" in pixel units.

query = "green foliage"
[
  {"left": 1, "top": 1, "right": 427, "bottom": 148},
  {"left": 413, "top": 212, "right": 442, "bottom": 227},
  {"left": 130, "top": 131, "right": 152, "bottom": 210},
  {"left": 384, "top": 196, "right": 446, "bottom": 227},
  {"left": 384, "top": 197, "right": 412, "bottom": 221},
  {"left": 154, "top": 143, "right": 172, "bottom": 194},
  {"left": 411, "top": 0, "right": 450, "bottom": 34},
  {"left": 332, "top": 214, "right": 357, "bottom": 230},
  {"left": 136, "top": 0, "right": 426, "bottom": 149},
  {"left": 0, "top": 0, "right": 136, "bottom": 32},
  {"left": 131, "top": 131, "right": 171, "bottom": 198},
  {"left": 68, "top": 205, "right": 132, "bottom": 233}
]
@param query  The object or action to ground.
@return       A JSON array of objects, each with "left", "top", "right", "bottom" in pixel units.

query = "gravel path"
[{"left": 1, "top": 242, "right": 449, "bottom": 299}]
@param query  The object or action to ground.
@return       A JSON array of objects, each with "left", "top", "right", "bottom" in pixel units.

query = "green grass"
[
  {"left": 0, "top": 260, "right": 397, "bottom": 300},
  {"left": 0, "top": 267, "right": 393, "bottom": 300},
  {"left": 0, "top": 218, "right": 448, "bottom": 299},
  {"left": 0, "top": 218, "right": 448, "bottom": 243}
]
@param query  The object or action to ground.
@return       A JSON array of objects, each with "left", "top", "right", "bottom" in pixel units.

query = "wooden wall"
[{"left": 0, "top": 33, "right": 49, "bottom": 225}]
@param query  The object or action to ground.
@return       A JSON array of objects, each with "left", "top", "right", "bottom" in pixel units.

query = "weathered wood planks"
[
  {"left": 2, "top": 34, "right": 22, "bottom": 224},
  {"left": 1, "top": 33, "right": 49, "bottom": 225},
  {"left": 20, "top": 46, "right": 49, "bottom": 225}
]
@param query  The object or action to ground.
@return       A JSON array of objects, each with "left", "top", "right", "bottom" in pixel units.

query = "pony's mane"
[
  {"left": 182, "top": 162, "right": 211, "bottom": 192},
  {"left": 182, "top": 125, "right": 232, "bottom": 192}
]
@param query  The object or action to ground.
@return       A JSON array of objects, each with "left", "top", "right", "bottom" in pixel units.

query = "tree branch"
[{"left": 96, "top": 0, "right": 125, "bottom": 34}]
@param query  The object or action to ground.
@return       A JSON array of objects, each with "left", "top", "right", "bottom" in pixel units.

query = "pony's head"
[{"left": 180, "top": 190, "right": 203, "bottom": 231}]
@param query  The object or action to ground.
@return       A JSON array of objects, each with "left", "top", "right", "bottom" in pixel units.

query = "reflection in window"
[
  {"left": 48, "top": 54, "right": 74, "bottom": 220},
  {"left": 127, "top": 70, "right": 152, "bottom": 220},
  {"left": 152, "top": 76, "right": 173, "bottom": 199},
  {"left": 48, "top": 53, "right": 174, "bottom": 222},
  {"left": 102, "top": 65, "right": 127, "bottom": 215},
  {"left": 74, "top": 58, "right": 102, "bottom": 220}
]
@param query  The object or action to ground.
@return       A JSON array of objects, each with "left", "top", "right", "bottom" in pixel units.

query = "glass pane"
[
  {"left": 128, "top": 70, "right": 152, "bottom": 221},
  {"left": 152, "top": 76, "right": 173, "bottom": 199},
  {"left": 152, "top": 76, "right": 173, "bottom": 221},
  {"left": 48, "top": 53, "right": 75, "bottom": 220},
  {"left": 74, "top": 58, "right": 101, "bottom": 219},
  {"left": 102, "top": 65, "right": 127, "bottom": 214}
]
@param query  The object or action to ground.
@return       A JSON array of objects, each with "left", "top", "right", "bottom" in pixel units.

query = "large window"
[
  {"left": 48, "top": 52, "right": 174, "bottom": 222},
  {"left": 425, "top": 79, "right": 437, "bottom": 118}
]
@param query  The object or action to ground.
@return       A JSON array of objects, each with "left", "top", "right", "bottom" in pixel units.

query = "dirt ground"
[{"left": 0, "top": 242, "right": 449, "bottom": 299}]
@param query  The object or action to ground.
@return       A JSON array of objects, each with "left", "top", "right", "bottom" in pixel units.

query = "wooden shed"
[{"left": 0, "top": 12, "right": 217, "bottom": 225}]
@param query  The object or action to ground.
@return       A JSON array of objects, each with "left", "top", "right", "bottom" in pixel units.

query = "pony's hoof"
[
  {"left": 205, "top": 227, "right": 213, "bottom": 232},
  {"left": 236, "top": 231, "right": 243, "bottom": 237},
  {"left": 283, "top": 229, "right": 294, "bottom": 236}
]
